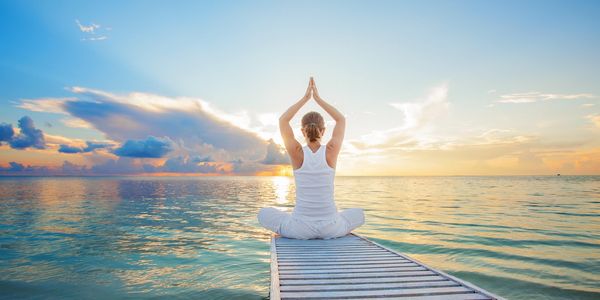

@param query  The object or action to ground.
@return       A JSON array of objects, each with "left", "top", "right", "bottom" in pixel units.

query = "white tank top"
[{"left": 291, "top": 144, "right": 338, "bottom": 221}]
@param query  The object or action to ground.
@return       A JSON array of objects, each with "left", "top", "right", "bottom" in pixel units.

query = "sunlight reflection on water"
[{"left": 0, "top": 176, "right": 599, "bottom": 300}]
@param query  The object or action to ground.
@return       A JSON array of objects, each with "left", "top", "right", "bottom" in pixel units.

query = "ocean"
[{"left": 0, "top": 176, "right": 598, "bottom": 299}]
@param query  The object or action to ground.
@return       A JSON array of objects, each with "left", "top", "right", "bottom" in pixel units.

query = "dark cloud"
[
  {"left": 59, "top": 144, "right": 84, "bottom": 153},
  {"left": 91, "top": 157, "right": 142, "bottom": 174},
  {"left": 6, "top": 162, "right": 24, "bottom": 172},
  {"left": 261, "top": 139, "right": 290, "bottom": 165},
  {"left": 0, "top": 123, "right": 14, "bottom": 143},
  {"left": 230, "top": 158, "right": 279, "bottom": 175},
  {"left": 9, "top": 117, "right": 45, "bottom": 149},
  {"left": 90, "top": 156, "right": 222, "bottom": 174},
  {"left": 61, "top": 161, "right": 88, "bottom": 174},
  {"left": 58, "top": 141, "right": 111, "bottom": 154},
  {"left": 3, "top": 116, "right": 45, "bottom": 149},
  {"left": 113, "top": 136, "right": 173, "bottom": 158},
  {"left": 83, "top": 141, "right": 110, "bottom": 152},
  {"left": 0, "top": 161, "right": 48, "bottom": 174},
  {"left": 160, "top": 156, "right": 224, "bottom": 173}
]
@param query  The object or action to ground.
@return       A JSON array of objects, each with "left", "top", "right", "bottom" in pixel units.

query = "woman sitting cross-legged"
[{"left": 257, "top": 77, "right": 365, "bottom": 240}]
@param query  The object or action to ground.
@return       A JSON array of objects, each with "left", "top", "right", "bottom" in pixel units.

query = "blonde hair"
[{"left": 301, "top": 111, "right": 325, "bottom": 142}]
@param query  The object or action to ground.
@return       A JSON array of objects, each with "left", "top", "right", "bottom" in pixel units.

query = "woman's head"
[{"left": 301, "top": 111, "right": 325, "bottom": 143}]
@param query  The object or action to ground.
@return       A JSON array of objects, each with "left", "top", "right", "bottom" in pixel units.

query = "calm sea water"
[{"left": 0, "top": 176, "right": 598, "bottom": 300}]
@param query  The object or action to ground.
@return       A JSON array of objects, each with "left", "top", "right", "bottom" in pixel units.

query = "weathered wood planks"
[{"left": 269, "top": 233, "right": 504, "bottom": 300}]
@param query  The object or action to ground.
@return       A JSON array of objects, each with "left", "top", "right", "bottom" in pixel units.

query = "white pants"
[{"left": 257, "top": 207, "right": 365, "bottom": 240}]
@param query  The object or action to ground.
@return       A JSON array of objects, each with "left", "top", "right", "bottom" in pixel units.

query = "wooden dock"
[{"left": 270, "top": 233, "right": 503, "bottom": 300}]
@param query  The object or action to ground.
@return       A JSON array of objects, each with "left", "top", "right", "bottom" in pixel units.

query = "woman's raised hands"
[
  {"left": 302, "top": 77, "right": 314, "bottom": 101},
  {"left": 310, "top": 77, "right": 323, "bottom": 101}
]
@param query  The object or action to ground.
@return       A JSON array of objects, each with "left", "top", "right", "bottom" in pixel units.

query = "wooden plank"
[
  {"left": 279, "top": 266, "right": 427, "bottom": 275},
  {"left": 279, "top": 270, "right": 437, "bottom": 280},
  {"left": 277, "top": 257, "right": 406, "bottom": 263},
  {"left": 280, "top": 276, "right": 449, "bottom": 286},
  {"left": 277, "top": 261, "right": 412, "bottom": 267},
  {"left": 269, "top": 235, "right": 281, "bottom": 300},
  {"left": 270, "top": 233, "right": 503, "bottom": 300},
  {"left": 276, "top": 250, "right": 392, "bottom": 256},
  {"left": 276, "top": 248, "right": 390, "bottom": 253},
  {"left": 278, "top": 262, "right": 418, "bottom": 270},
  {"left": 280, "top": 280, "right": 459, "bottom": 292},
  {"left": 279, "top": 257, "right": 407, "bottom": 265},
  {"left": 382, "top": 294, "right": 491, "bottom": 300},
  {"left": 277, "top": 252, "right": 398, "bottom": 259},
  {"left": 280, "top": 286, "right": 477, "bottom": 298}
]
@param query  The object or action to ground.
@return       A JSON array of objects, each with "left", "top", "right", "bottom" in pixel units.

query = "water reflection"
[
  {"left": 0, "top": 176, "right": 598, "bottom": 299},
  {"left": 272, "top": 176, "right": 291, "bottom": 204}
]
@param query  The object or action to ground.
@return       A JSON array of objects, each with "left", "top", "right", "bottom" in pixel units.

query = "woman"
[{"left": 257, "top": 77, "right": 365, "bottom": 239}]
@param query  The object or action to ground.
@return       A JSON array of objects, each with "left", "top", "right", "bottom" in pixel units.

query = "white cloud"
[
  {"left": 497, "top": 92, "right": 595, "bottom": 104},
  {"left": 586, "top": 114, "right": 600, "bottom": 128},
  {"left": 389, "top": 83, "right": 449, "bottom": 131},
  {"left": 81, "top": 36, "right": 108, "bottom": 42},
  {"left": 75, "top": 19, "right": 100, "bottom": 33},
  {"left": 75, "top": 19, "right": 109, "bottom": 41},
  {"left": 17, "top": 97, "right": 74, "bottom": 114},
  {"left": 347, "top": 83, "right": 450, "bottom": 153},
  {"left": 61, "top": 118, "right": 93, "bottom": 129}
]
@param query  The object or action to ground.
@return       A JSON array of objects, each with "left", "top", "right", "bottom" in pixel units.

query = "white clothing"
[
  {"left": 292, "top": 144, "right": 338, "bottom": 221},
  {"left": 258, "top": 207, "right": 365, "bottom": 240},
  {"left": 257, "top": 144, "right": 365, "bottom": 239}
]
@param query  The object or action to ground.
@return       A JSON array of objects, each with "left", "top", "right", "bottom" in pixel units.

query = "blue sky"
[{"left": 1, "top": 0, "right": 599, "bottom": 175}]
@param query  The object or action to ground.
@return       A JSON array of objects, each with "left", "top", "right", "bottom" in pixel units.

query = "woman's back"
[{"left": 292, "top": 144, "right": 337, "bottom": 221}]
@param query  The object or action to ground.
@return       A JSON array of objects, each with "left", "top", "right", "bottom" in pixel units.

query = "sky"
[{"left": 1, "top": 0, "right": 599, "bottom": 176}]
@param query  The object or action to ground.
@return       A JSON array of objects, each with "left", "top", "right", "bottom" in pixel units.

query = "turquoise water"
[{"left": 0, "top": 176, "right": 598, "bottom": 299}]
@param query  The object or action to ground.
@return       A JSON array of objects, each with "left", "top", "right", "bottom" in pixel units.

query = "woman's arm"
[
  {"left": 279, "top": 78, "right": 312, "bottom": 168},
  {"left": 312, "top": 78, "right": 346, "bottom": 152},
  {"left": 311, "top": 77, "right": 345, "bottom": 122}
]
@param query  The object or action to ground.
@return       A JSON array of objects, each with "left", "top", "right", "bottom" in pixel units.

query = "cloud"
[
  {"left": 261, "top": 139, "right": 290, "bottom": 165},
  {"left": 82, "top": 36, "right": 108, "bottom": 41},
  {"left": 586, "top": 114, "right": 600, "bottom": 128},
  {"left": 113, "top": 136, "right": 173, "bottom": 158},
  {"left": 348, "top": 83, "right": 449, "bottom": 152},
  {"left": 0, "top": 123, "right": 14, "bottom": 143},
  {"left": 388, "top": 83, "right": 449, "bottom": 131},
  {"left": 75, "top": 19, "right": 109, "bottom": 41},
  {"left": 75, "top": 19, "right": 100, "bottom": 33},
  {"left": 61, "top": 161, "right": 88, "bottom": 174},
  {"left": 13, "top": 88, "right": 297, "bottom": 175},
  {"left": 58, "top": 141, "right": 112, "bottom": 154},
  {"left": 5, "top": 162, "right": 24, "bottom": 172},
  {"left": 58, "top": 144, "right": 84, "bottom": 154},
  {"left": 230, "top": 158, "right": 280, "bottom": 175},
  {"left": 17, "top": 98, "right": 73, "bottom": 113},
  {"left": 84, "top": 141, "right": 111, "bottom": 152},
  {"left": 8, "top": 116, "right": 46, "bottom": 149},
  {"left": 497, "top": 92, "right": 596, "bottom": 104},
  {"left": 18, "top": 87, "right": 268, "bottom": 161},
  {"left": 0, "top": 162, "right": 48, "bottom": 174},
  {"left": 159, "top": 156, "right": 223, "bottom": 173},
  {"left": 90, "top": 157, "right": 142, "bottom": 174},
  {"left": 88, "top": 156, "right": 223, "bottom": 175}
]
